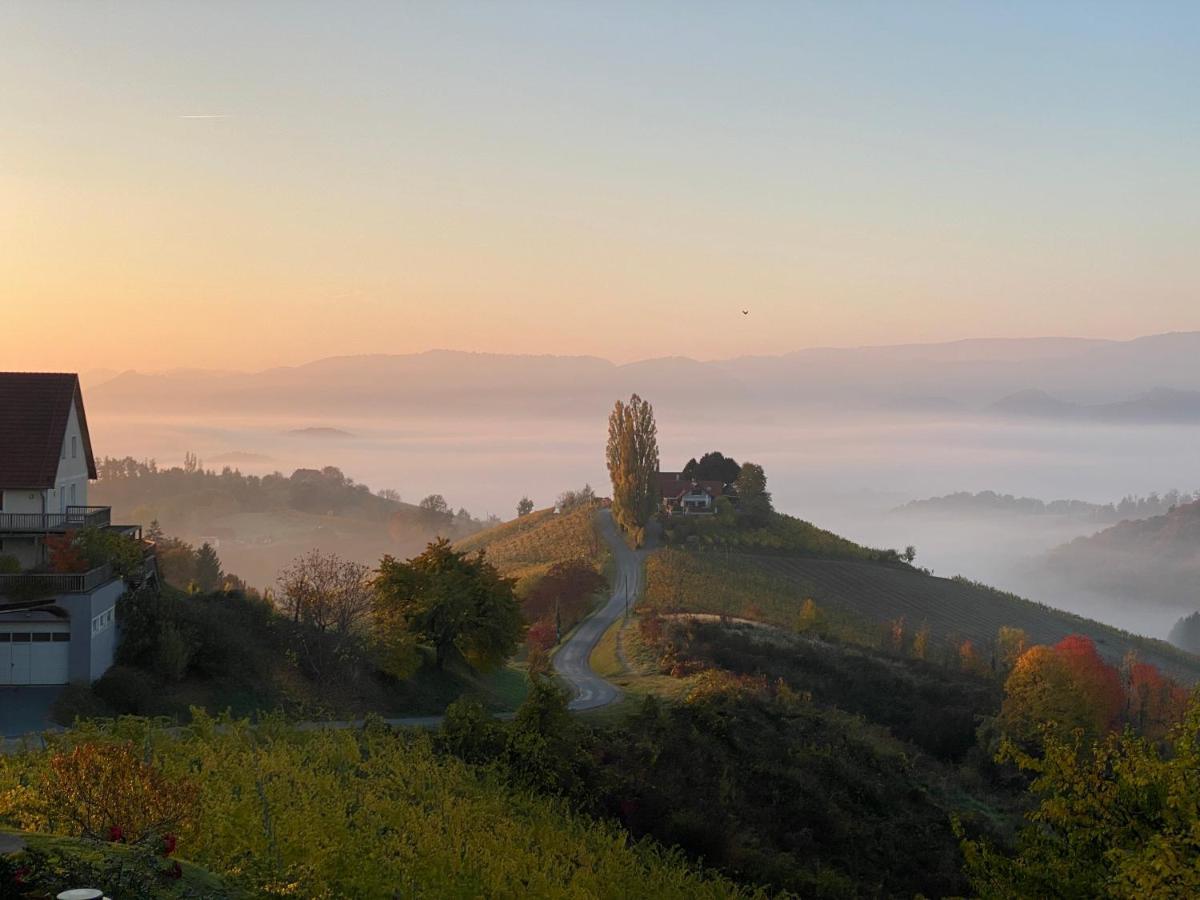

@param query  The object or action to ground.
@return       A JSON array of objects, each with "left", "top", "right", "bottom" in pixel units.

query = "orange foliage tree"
[{"left": 39, "top": 742, "right": 198, "bottom": 843}]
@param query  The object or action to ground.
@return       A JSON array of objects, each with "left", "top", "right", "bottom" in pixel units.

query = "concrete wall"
[{"left": 58, "top": 577, "right": 123, "bottom": 683}]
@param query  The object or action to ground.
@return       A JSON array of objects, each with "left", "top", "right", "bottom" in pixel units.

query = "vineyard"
[
  {"left": 643, "top": 549, "right": 1200, "bottom": 683},
  {"left": 0, "top": 716, "right": 752, "bottom": 899},
  {"left": 456, "top": 504, "right": 606, "bottom": 586}
]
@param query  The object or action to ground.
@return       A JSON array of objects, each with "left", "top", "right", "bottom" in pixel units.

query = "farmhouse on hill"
[
  {"left": 658, "top": 471, "right": 735, "bottom": 515},
  {"left": 0, "top": 372, "right": 156, "bottom": 685}
]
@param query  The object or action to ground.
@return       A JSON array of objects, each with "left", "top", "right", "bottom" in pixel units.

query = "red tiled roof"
[
  {"left": 658, "top": 473, "right": 727, "bottom": 500},
  {"left": 0, "top": 373, "right": 97, "bottom": 488}
]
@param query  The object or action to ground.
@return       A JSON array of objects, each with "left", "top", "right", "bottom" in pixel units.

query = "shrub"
[
  {"left": 50, "top": 683, "right": 115, "bottom": 726},
  {"left": 0, "top": 554, "right": 20, "bottom": 574},
  {"left": 92, "top": 666, "right": 158, "bottom": 715}
]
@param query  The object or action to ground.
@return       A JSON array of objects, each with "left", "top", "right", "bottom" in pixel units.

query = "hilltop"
[
  {"left": 1041, "top": 500, "right": 1200, "bottom": 610},
  {"left": 456, "top": 502, "right": 606, "bottom": 587}
]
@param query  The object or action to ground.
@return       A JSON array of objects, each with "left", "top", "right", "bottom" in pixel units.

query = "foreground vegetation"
[{"left": 0, "top": 715, "right": 751, "bottom": 899}]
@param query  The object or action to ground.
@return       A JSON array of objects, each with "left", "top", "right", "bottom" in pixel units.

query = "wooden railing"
[
  {"left": 0, "top": 563, "right": 115, "bottom": 598},
  {"left": 0, "top": 506, "right": 111, "bottom": 532}
]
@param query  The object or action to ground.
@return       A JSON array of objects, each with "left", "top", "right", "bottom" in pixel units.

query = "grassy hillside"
[
  {"left": 456, "top": 504, "right": 606, "bottom": 586},
  {"left": 0, "top": 717, "right": 751, "bottom": 899},
  {"left": 644, "top": 546, "right": 1200, "bottom": 683},
  {"left": 1042, "top": 499, "right": 1200, "bottom": 607}
]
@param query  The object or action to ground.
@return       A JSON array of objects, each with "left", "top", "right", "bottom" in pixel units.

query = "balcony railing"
[
  {"left": 0, "top": 506, "right": 111, "bottom": 533},
  {"left": 0, "top": 563, "right": 115, "bottom": 598}
]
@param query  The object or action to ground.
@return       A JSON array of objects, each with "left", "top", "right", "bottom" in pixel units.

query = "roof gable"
[{"left": 0, "top": 372, "right": 97, "bottom": 488}]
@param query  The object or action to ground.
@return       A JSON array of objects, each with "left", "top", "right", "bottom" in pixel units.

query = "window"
[
  {"left": 72, "top": 436, "right": 78, "bottom": 459},
  {"left": 91, "top": 607, "right": 115, "bottom": 637},
  {"left": 70, "top": 483, "right": 76, "bottom": 505}
]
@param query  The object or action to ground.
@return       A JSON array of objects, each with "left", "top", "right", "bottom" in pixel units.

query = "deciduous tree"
[
  {"left": 734, "top": 462, "right": 772, "bottom": 526},
  {"left": 373, "top": 539, "right": 523, "bottom": 670},
  {"left": 606, "top": 394, "right": 659, "bottom": 539}
]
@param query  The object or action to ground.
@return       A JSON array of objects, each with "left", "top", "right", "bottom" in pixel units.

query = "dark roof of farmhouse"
[
  {"left": 657, "top": 473, "right": 728, "bottom": 500},
  {"left": 0, "top": 372, "right": 97, "bottom": 488}
]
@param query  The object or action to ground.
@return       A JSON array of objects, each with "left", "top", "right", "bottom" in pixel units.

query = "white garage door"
[{"left": 0, "top": 624, "right": 71, "bottom": 685}]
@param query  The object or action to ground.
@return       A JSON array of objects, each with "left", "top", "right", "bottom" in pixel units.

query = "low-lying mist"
[{"left": 89, "top": 408, "right": 1200, "bottom": 640}]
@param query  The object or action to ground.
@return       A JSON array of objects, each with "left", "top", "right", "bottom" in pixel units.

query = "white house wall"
[{"left": 51, "top": 398, "right": 90, "bottom": 510}]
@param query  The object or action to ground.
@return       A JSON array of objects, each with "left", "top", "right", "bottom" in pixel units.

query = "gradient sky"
[{"left": 2, "top": 2, "right": 1197, "bottom": 372}]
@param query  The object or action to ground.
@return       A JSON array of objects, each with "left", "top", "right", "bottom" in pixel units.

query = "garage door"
[{"left": 0, "top": 625, "right": 70, "bottom": 685}]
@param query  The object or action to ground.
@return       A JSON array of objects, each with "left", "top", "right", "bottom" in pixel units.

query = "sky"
[{"left": 2, "top": 1, "right": 1198, "bottom": 373}]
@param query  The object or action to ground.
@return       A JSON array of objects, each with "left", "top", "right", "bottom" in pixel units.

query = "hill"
[
  {"left": 894, "top": 489, "right": 1198, "bottom": 523},
  {"left": 1041, "top": 500, "right": 1200, "bottom": 610},
  {"left": 456, "top": 503, "right": 606, "bottom": 586},
  {"left": 90, "top": 457, "right": 488, "bottom": 589},
  {"left": 642, "top": 540, "right": 1200, "bottom": 684}
]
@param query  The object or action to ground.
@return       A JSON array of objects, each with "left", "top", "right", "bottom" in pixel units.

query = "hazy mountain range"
[{"left": 85, "top": 331, "right": 1200, "bottom": 423}]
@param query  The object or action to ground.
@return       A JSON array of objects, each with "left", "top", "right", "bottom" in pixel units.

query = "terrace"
[
  {"left": 0, "top": 537, "right": 156, "bottom": 601},
  {"left": 0, "top": 506, "right": 111, "bottom": 533}
]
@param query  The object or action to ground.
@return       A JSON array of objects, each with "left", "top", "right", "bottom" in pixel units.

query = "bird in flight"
[{"left": 742, "top": 309, "right": 749, "bottom": 316}]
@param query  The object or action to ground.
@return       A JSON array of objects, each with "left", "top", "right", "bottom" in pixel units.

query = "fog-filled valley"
[{"left": 83, "top": 334, "right": 1200, "bottom": 640}]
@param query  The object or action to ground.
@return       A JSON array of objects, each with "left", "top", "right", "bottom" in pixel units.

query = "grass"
[
  {"left": 456, "top": 504, "right": 608, "bottom": 587},
  {"left": 643, "top": 547, "right": 1200, "bottom": 683}
]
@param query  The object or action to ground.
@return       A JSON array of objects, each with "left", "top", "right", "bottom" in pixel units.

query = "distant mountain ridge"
[
  {"left": 87, "top": 331, "right": 1200, "bottom": 422},
  {"left": 990, "top": 386, "right": 1200, "bottom": 424}
]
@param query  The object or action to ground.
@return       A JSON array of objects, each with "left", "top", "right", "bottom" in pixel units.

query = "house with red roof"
[
  {"left": 0, "top": 373, "right": 155, "bottom": 688},
  {"left": 658, "top": 472, "right": 734, "bottom": 515}
]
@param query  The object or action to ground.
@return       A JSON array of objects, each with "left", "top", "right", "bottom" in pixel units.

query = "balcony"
[
  {"left": 0, "top": 506, "right": 111, "bottom": 533},
  {"left": 0, "top": 563, "right": 116, "bottom": 599}
]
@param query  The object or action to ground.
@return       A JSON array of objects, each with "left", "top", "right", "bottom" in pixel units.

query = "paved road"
[
  {"left": 2, "top": 510, "right": 641, "bottom": 749},
  {"left": 553, "top": 509, "right": 644, "bottom": 710}
]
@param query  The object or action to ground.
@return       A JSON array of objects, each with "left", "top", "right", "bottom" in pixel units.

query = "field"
[
  {"left": 456, "top": 504, "right": 606, "bottom": 586},
  {"left": 643, "top": 548, "right": 1200, "bottom": 683},
  {"left": 0, "top": 718, "right": 751, "bottom": 899}
]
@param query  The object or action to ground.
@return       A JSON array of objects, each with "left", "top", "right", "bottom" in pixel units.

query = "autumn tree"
[
  {"left": 734, "top": 462, "right": 772, "bottom": 526},
  {"left": 960, "top": 693, "right": 1200, "bottom": 898},
  {"left": 606, "top": 394, "right": 659, "bottom": 541},
  {"left": 38, "top": 742, "right": 197, "bottom": 844},
  {"left": 1125, "top": 658, "right": 1188, "bottom": 740},
  {"left": 373, "top": 538, "right": 524, "bottom": 670},
  {"left": 277, "top": 550, "right": 372, "bottom": 635},
  {"left": 517, "top": 496, "right": 535, "bottom": 517},
  {"left": 521, "top": 559, "right": 607, "bottom": 638},
  {"left": 999, "top": 636, "right": 1123, "bottom": 748}
]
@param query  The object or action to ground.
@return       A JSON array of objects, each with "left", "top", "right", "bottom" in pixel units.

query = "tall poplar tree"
[{"left": 606, "top": 394, "right": 659, "bottom": 538}]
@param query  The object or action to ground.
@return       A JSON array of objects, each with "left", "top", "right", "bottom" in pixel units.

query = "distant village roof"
[{"left": 0, "top": 372, "right": 97, "bottom": 488}]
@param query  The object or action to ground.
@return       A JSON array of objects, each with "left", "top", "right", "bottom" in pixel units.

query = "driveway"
[
  {"left": 552, "top": 509, "right": 647, "bottom": 711},
  {"left": 0, "top": 686, "right": 63, "bottom": 738}
]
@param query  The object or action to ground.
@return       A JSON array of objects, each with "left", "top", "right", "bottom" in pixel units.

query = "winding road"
[
  {"left": 2, "top": 510, "right": 640, "bottom": 748},
  {"left": 552, "top": 509, "right": 644, "bottom": 710}
]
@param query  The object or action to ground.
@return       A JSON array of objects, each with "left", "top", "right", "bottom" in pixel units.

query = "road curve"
[
  {"left": 553, "top": 509, "right": 644, "bottom": 710},
  {"left": 2, "top": 510, "right": 641, "bottom": 749}
]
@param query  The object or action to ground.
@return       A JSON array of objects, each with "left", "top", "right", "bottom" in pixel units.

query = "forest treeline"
[{"left": 897, "top": 488, "right": 1200, "bottom": 521}]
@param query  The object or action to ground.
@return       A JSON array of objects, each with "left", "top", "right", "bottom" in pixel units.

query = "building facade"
[{"left": 0, "top": 373, "right": 154, "bottom": 685}]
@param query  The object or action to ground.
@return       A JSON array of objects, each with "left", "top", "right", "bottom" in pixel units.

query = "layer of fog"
[{"left": 89, "top": 410, "right": 1200, "bottom": 640}]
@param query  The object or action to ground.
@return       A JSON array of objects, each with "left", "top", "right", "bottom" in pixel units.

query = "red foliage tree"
[
  {"left": 44, "top": 530, "right": 88, "bottom": 574},
  {"left": 1053, "top": 634, "right": 1124, "bottom": 734},
  {"left": 1127, "top": 661, "right": 1189, "bottom": 739}
]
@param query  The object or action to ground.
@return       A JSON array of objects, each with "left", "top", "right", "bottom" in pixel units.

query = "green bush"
[
  {"left": 92, "top": 666, "right": 158, "bottom": 715},
  {"left": 0, "top": 554, "right": 20, "bottom": 574}
]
